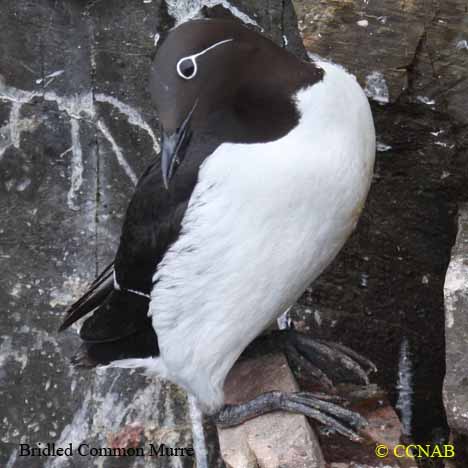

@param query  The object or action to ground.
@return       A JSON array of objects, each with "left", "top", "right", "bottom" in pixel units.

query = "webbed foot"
[{"left": 215, "top": 390, "right": 367, "bottom": 441}]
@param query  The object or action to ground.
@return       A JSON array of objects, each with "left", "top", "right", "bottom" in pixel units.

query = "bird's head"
[{"left": 149, "top": 19, "right": 322, "bottom": 188}]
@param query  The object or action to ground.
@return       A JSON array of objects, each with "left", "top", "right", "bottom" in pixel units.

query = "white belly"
[{"left": 149, "top": 61, "right": 375, "bottom": 412}]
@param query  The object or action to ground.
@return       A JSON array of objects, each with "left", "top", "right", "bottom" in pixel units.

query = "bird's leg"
[
  {"left": 214, "top": 390, "right": 367, "bottom": 441},
  {"left": 216, "top": 329, "right": 377, "bottom": 441},
  {"left": 241, "top": 329, "right": 377, "bottom": 392}
]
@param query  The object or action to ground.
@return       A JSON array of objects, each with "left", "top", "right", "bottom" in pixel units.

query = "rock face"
[
  {"left": 218, "top": 353, "right": 324, "bottom": 468},
  {"left": 0, "top": 1, "right": 308, "bottom": 468},
  {"left": 292, "top": 0, "right": 468, "bottom": 451},
  {"left": 2, "top": 0, "right": 468, "bottom": 466},
  {"left": 0, "top": 2, "right": 194, "bottom": 467},
  {"left": 444, "top": 205, "right": 468, "bottom": 435},
  {"left": 294, "top": 0, "right": 468, "bottom": 112}
]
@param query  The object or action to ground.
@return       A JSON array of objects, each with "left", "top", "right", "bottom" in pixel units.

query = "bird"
[{"left": 59, "top": 18, "right": 376, "bottom": 441}]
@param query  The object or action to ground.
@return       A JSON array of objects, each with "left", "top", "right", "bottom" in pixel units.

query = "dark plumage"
[
  {"left": 59, "top": 135, "right": 222, "bottom": 365},
  {"left": 58, "top": 17, "right": 376, "bottom": 442},
  {"left": 59, "top": 19, "right": 321, "bottom": 367}
]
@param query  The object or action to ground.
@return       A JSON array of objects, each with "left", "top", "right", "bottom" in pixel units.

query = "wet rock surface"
[
  {"left": 0, "top": 2, "right": 194, "bottom": 467},
  {"left": 1, "top": 0, "right": 468, "bottom": 467},
  {"left": 321, "top": 386, "right": 411, "bottom": 468},
  {"left": 292, "top": 0, "right": 468, "bottom": 459},
  {"left": 0, "top": 1, "right": 307, "bottom": 468}
]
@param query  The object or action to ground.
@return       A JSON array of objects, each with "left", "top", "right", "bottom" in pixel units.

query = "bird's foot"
[
  {"left": 282, "top": 330, "right": 377, "bottom": 391},
  {"left": 243, "top": 329, "right": 377, "bottom": 392},
  {"left": 214, "top": 390, "right": 367, "bottom": 441}
]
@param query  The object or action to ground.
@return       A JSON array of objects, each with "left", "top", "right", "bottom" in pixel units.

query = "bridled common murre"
[{"left": 60, "top": 19, "right": 376, "bottom": 441}]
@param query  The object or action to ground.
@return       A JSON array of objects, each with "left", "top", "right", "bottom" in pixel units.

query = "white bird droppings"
[
  {"left": 67, "top": 119, "right": 84, "bottom": 210},
  {"left": 416, "top": 95, "right": 435, "bottom": 105},
  {"left": 395, "top": 337, "right": 413, "bottom": 436},
  {"left": 96, "top": 119, "right": 138, "bottom": 186},
  {"left": 166, "top": 0, "right": 259, "bottom": 27},
  {"left": 188, "top": 395, "right": 209, "bottom": 468},
  {"left": 0, "top": 80, "right": 160, "bottom": 209},
  {"left": 376, "top": 142, "right": 392, "bottom": 152},
  {"left": 364, "top": 71, "right": 389, "bottom": 104}
]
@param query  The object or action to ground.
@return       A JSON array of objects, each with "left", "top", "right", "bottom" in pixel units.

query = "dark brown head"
[{"left": 149, "top": 19, "right": 322, "bottom": 187}]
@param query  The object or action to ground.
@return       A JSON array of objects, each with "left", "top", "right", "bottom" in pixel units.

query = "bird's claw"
[
  {"left": 215, "top": 390, "right": 367, "bottom": 442},
  {"left": 276, "top": 330, "right": 377, "bottom": 390}
]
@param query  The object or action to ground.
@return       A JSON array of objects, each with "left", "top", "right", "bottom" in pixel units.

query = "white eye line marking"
[{"left": 176, "top": 38, "right": 234, "bottom": 80}]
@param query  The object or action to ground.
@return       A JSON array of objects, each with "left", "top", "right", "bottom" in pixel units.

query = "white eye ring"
[
  {"left": 177, "top": 57, "right": 197, "bottom": 80},
  {"left": 175, "top": 38, "right": 234, "bottom": 81}
]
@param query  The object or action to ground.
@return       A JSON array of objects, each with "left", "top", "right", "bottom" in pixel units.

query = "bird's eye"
[{"left": 177, "top": 57, "right": 197, "bottom": 80}]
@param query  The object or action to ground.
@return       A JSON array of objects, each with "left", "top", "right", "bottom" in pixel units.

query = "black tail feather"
[
  {"left": 59, "top": 262, "right": 159, "bottom": 367},
  {"left": 58, "top": 265, "right": 114, "bottom": 332},
  {"left": 71, "top": 327, "right": 159, "bottom": 368},
  {"left": 70, "top": 346, "right": 99, "bottom": 368}
]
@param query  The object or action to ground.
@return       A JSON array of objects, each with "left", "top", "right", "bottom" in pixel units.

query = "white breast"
[{"left": 148, "top": 61, "right": 375, "bottom": 412}]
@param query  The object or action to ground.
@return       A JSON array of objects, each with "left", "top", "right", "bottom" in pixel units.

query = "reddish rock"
[
  {"left": 218, "top": 353, "right": 325, "bottom": 468},
  {"left": 108, "top": 423, "right": 144, "bottom": 450}
]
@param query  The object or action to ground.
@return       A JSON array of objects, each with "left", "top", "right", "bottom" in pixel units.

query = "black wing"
[
  {"left": 59, "top": 135, "right": 221, "bottom": 366},
  {"left": 58, "top": 261, "right": 114, "bottom": 332}
]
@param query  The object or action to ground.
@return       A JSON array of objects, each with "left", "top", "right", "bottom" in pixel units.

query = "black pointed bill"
[{"left": 161, "top": 100, "right": 198, "bottom": 189}]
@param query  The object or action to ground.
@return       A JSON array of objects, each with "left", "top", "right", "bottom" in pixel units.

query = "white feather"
[{"left": 113, "top": 61, "right": 375, "bottom": 413}]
